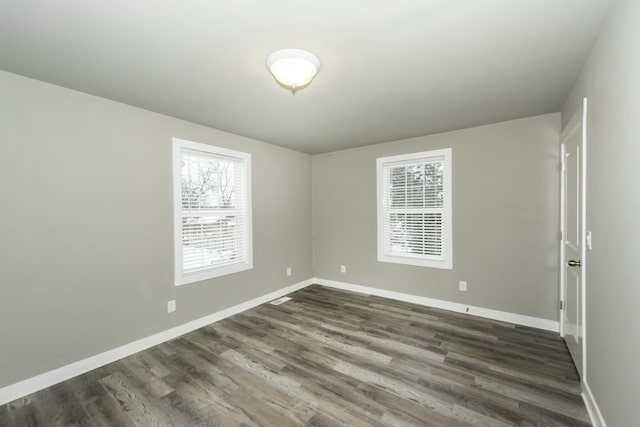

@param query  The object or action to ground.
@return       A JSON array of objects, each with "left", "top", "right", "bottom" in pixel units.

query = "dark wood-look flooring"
[{"left": 1, "top": 285, "right": 589, "bottom": 426}]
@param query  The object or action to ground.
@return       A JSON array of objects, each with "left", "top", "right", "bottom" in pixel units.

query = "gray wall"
[
  {"left": 561, "top": 0, "right": 640, "bottom": 424},
  {"left": 312, "top": 113, "right": 560, "bottom": 320},
  {"left": 0, "top": 71, "right": 312, "bottom": 388},
  {"left": 0, "top": 69, "right": 567, "bottom": 391}
]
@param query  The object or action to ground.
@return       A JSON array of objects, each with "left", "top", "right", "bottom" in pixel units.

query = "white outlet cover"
[
  {"left": 167, "top": 300, "right": 176, "bottom": 313},
  {"left": 286, "top": 267, "right": 292, "bottom": 276},
  {"left": 459, "top": 281, "right": 467, "bottom": 292},
  {"left": 341, "top": 265, "right": 346, "bottom": 273}
]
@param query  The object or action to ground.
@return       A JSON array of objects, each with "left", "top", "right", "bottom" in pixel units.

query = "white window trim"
[
  {"left": 376, "top": 148, "right": 452, "bottom": 270},
  {"left": 172, "top": 138, "right": 253, "bottom": 286}
]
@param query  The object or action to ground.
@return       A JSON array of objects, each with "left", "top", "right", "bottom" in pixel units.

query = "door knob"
[{"left": 568, "top": 260, "right": 581, "bottom": 267}]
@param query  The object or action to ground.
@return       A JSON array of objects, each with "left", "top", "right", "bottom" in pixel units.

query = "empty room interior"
[{"left": 1, "top": 1, "right": 638, "bottom": 426}]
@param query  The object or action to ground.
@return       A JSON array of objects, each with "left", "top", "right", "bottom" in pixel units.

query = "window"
[
  {"left": 172, "top": 138, "right": 252, "bottom": 286},
  {"left": 377, "top": 148, "right": 452, "bottom": 269}
]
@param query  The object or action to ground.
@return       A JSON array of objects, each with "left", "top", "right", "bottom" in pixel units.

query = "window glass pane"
[
  {"left": 390, "top": 166, "right": 407, "bottom": 209},
  {"left": 182, "top": 215, "right": 238, "bottom": 272},
  {"left": 388, "top": 212, "right": 442, "bottom": 256},
  {"left": 424, "top": 162, "right": 444, "bottom": 208},
  {"left": 406, "top": 164, "right": 424, "bottom": 208},
  {"left": 181, "top": 153, "right": 237, "bottom": 211},
  {"left": 389, "top": 212, "right": 407, "bottom": 253}
]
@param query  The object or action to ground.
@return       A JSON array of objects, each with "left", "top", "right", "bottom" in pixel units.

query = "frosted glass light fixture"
[{"left": 266, "top": 49, "right": 320, "bottom": 92}]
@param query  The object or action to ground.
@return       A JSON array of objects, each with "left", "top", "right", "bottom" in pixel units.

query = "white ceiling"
[{"left": 0, "top": 0, "right": 613, "bottom": 154}]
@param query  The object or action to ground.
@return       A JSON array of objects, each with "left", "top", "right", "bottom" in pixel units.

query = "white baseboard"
[
  {"left": 1, "top": 276, "right": 561, "bottom": 407},
  {"left": 313, "top": 277, "right": 559, "bottom": 332},
  {"left": 0, "top": 279, "right": 313, "bottom": 406},
  {"left": 582, "top": 380, "right": 607, "bottom": 427}
]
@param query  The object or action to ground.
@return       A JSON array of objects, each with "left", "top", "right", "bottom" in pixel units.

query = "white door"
[{"left": 560, "top": 98, "right": 587, "bottom": 378}]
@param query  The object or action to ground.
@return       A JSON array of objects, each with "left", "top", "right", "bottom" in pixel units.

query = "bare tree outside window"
[{"left": 181, "top": 154, "right": 241, "bottom": 272}]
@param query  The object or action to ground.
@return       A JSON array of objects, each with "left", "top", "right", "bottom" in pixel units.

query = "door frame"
[{"left": 559, "top": 97, "right": 588, "bottom": 380}]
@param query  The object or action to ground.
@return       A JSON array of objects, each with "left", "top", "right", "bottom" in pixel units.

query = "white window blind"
[
  {"left": 377, "top": 149, "right": 452, "bottom": 269},
  {"left": 173, "top": 139, "right": 252, "bottom": 285}
]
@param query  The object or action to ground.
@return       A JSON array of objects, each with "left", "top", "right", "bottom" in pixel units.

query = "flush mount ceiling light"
[{"left": 266, "top": 48, "right": 320, "bottom": 92}]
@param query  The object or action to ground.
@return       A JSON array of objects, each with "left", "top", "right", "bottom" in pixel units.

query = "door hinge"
[
  {"left": 559, "top": 230, "right": 564, "bottom": 241},
  {"left": 560, "top": 300, "right": 565, "bottom": 310}
]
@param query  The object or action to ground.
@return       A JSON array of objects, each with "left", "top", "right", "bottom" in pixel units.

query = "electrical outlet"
[
  {"left": 167, "top": 300, "right": 176, "bottom": 313},
  {"left": 340, "top": 265, "right": 346, "bottom": 273},
  {"left": 459, "top": 281, "right": 467, "bottom": 292},
  {"left": 286, "top": 267, "right": 292, "bottom": 277}
]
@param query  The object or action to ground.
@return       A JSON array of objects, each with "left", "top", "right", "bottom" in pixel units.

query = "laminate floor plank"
[{"left": 0, "top": 285, "right": 590, "bottom": 426}]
